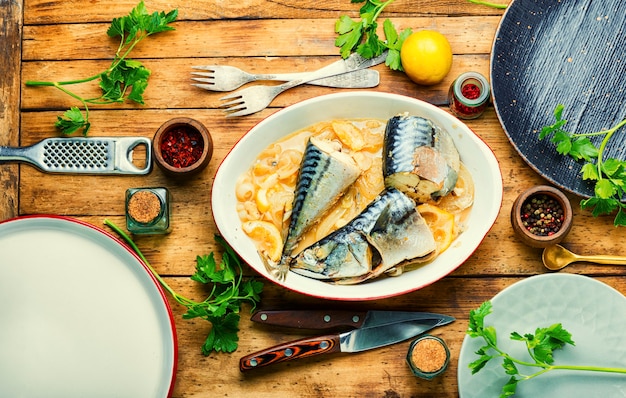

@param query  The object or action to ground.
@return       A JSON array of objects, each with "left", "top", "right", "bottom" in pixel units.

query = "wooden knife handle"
[
  {"left": 240, "top": 334, "right": 342, "bottom": 372},
  {"left": 250, "top": 310, "right": 367, "bottom": 329}
]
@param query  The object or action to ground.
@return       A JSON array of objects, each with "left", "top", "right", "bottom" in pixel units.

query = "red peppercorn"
[{"left": 160, "top": 126, "right": 204, "bottom": 168}]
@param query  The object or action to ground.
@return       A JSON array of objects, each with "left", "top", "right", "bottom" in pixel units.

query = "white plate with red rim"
[
  {"left": 212, "top": 91, "right": 503, "bottom": 301},
  {"left": 0, "top": 215, "right": 177, "bottom": 397}
]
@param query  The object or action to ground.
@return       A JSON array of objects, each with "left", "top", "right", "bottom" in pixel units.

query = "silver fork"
[
  {"left": 191, "top": 67, "right": 380, "bottom": 92},
  {"left": 219, "top": 52, "right": 387, "bottom": 117}
]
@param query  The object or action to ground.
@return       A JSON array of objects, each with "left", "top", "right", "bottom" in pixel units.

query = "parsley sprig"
[
  {"left": 539, "top": 104, "right": 626, "bottom": 226},
  {"left": 25, "top": 1, "right": 177, "bottom": 136},
  {"left": 335, "top": 0, "right": 411, "bottom": 71},
  {"left": 468, "top": 301, "right": 626, "bottom": 397},
  {"left": 105, "top": 220, "right": 263, "bottom": 355}
]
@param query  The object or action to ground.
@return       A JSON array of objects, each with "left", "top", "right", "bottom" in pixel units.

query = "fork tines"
[
  {"left": 218, "top": 93, "right": 250, "bottom": 117},
  {"left": 190, "top": 71, "right": 214, "bottom": 86}
]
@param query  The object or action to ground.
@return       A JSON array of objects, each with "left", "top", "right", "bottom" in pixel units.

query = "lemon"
[
  {"left": 400, "top": 30, "right": 453, "bottom": 86},
  {"left": 255, "top": 188, "right": 271, "bottom": 213},
  {"left": 242, "top": 220, "right": 283, "bottom": 262},
  {"left": 417, "top": 203, "right": 455, "bottom": 254}
]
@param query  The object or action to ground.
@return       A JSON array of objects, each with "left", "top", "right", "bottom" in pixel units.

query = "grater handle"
[
  {"left": 114, "top": 137, "right": 153, "bottom": 175},
  {"left": 0, "top": 144, "right": 41, "bottom": 168}
]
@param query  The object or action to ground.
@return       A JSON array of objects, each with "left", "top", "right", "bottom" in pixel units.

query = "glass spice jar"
[
  {"left": 125, "top": 187, "right": 172, "bottom": 234},
  {"left": 406, "top": 335, "right": 450, "bottom": 380},
  {"left": 448, "top": 71, "right": 490, "bottom": 119}
]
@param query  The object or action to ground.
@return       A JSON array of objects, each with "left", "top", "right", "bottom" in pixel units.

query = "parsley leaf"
[
  {"left": 54, "top": 107, "right": 91, "bottom": 136},
  {"left": 104, "top": 220, "right": 263, "bottom": 355},
  {"left": 539, "top": 105, "right": 626, "bottom": 226},
  {"left": 335, "top": 0, "right": 411, "bottom": 71},
  {"left": 205, "top": 313, "right": 242, "bottom": 354},
  {"left": 25, "top": 1, "right": 177, "bottom": 135},
  {"left": 467, "top": 301, "right": 626, "bottom": 397}
]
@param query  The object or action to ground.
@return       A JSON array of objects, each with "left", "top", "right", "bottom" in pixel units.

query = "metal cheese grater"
[{"left": 0, "top": 137, "right": 152, "bottom": 175}]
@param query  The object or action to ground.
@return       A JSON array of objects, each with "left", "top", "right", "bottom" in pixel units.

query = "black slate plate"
[{"left": 491, "top": 0, "right": 626, "bottom": 198}]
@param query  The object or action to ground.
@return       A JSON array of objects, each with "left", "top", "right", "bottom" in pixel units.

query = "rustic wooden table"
[{"left": 1, "top": 1, "right": 625, "bottom": 397}]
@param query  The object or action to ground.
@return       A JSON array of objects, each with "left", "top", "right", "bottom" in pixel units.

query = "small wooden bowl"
[
  {"left": 153, "top": 117, "right": 213, "bottom": 178},
  {"left": 511, "top": 185, "right": 573, "bottom": 248}
]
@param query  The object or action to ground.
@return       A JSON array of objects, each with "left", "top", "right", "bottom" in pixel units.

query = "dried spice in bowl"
[
  {"left": 153, "top": 117, "right": 212, "bottom": 178},
  {"left": 521, "top": 194, "right": 564, "bottom": 236},
  {"left": 160, "top": 127, "right": 204, "bottom": 168},
  {"left": 511, "top": 185, "right": 573, "bottom": 248}
]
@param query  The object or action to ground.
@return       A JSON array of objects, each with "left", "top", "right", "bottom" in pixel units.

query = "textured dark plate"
[{"left": 491, "top": 0, "right": 626, "bottom": 198}]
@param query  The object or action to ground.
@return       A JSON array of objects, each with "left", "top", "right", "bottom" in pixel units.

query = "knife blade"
[
  {"left": 240, "top": 316, "right": 454, "bottom": 372},
  {"left": 250, "top": 309, "right": 454, "bottom": 330}
]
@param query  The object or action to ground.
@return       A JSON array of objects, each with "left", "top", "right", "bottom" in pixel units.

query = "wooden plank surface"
[
  {"left": 23, "top": 0, "right": 508, "bottom": 24},
  {"left": 22, "top": 18, "right": 500, "bottom": 60},
  {"left": 4, "top": 0, "right": 626, "bottom": 397},
  {"left": 0, "top": 0, "right": 22, "bottom": 220}
]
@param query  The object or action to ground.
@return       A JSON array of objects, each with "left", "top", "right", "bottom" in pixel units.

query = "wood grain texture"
[
  {"left": 250, "top": 309, "right": 367, "bottom": 329},
  {"left": 21, "top": 17, "right": 500, "bottom": 60},
  {"left": 165, "top": 275, "right": 626, "bottom": 397},
  {"left": 239, "top": 333, "right": 343, "bottom": 372},
  {"left": 23, "top": 0, "right": 510, "bottom": 24},
  {"left": 21, "top": 55, "right": 489, "bottom": 111},
  {"left": 0, "top": 0, "right": 22, "bottom": 220},
  {"left": 5, "top": 1, "right": 626, "bottom": 397}
]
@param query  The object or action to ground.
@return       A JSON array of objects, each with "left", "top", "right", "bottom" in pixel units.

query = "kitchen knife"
[
  {"left": 240, "top": 315, "right": 454, "bottom": 372},
  {"left": 250, "top": 309, "right": 454, "bottom": 330}
]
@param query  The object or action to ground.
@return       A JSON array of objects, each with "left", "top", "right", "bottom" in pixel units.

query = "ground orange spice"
[
  {"left": 411, "top": 338, "right": 447, "bottom": 373},
  {"left": 128, "top": 191, "right": 161, "bottom": 224}
]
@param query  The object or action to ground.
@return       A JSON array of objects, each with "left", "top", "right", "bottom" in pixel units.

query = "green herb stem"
[
  {"left": 593, "top": 119, "right": 626, "bottom": 178},
  {"left": 371, "top": 0, "right": 397, "bottom": 21},
  {"left": 103, "top": 219, "right": 263, "bottom": 354},
  {"left": 550, "top": 364, "right": 626, "bottom": 374},
  {"left": 25, "top": 33, "right": 141, "bottom": 89},
  {"left": 468, "top": 301, "right": 626, "bottom": 397},
  {"left": 483, "top": 339, "right": 550, "bottom": 370},
  {"left": 539, "top": 105, "right": 626, "bottom": 226},
  {"left": 501, "top": 351, "right": 626, "bottom": 375},
  {"left": 30, "top": 81, "right": 88, "bottom": 102},
  {"left": 467, "top": 0, "right": 508, "bottom": 9},
  {"left": 104, "top": 219, "right": 177, "bottom": 299},
  {"left": 24, "top": 1, "right": 177, "bottom": 135},
  {"left": 25, "top": 75, "right": 100, "bottom": 86}
]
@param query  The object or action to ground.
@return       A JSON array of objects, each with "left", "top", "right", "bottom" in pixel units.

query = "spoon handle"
[{"left": 581, "top": 255, "right": 626, "bottom": 265}]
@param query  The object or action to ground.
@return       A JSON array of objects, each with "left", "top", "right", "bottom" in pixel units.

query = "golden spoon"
[{"left": 542, "top": 244, "right": 626, "bottom": 271}]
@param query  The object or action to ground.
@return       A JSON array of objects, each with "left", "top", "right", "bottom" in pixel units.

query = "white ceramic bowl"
[{"left": 212, "top": 92, "right": 502, "bottom": 301}]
